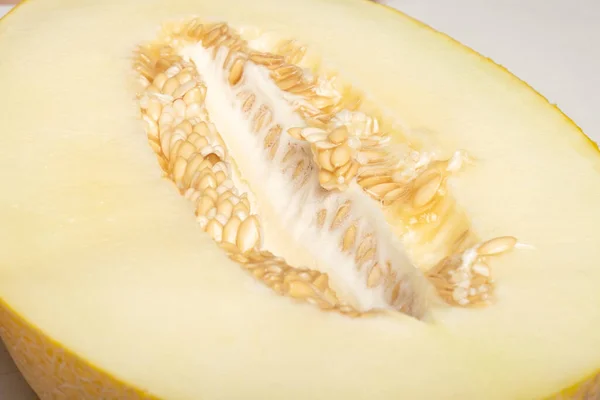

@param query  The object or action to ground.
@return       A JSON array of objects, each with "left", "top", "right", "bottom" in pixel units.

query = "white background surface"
[
  {"left": 0, "top": 1, "right": 599, "bottom": 398},
  {"left": 385, "top": 0, "right": 600, "bottom": 144}
]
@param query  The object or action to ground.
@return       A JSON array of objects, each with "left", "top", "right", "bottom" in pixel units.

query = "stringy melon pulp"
[{"left": 0, "top": 0, "right": 599, "bottom": 399}]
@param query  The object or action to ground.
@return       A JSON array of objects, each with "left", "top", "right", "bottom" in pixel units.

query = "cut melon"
[{"left": 0, "top": 0, "right": 599, "bottom": 399}]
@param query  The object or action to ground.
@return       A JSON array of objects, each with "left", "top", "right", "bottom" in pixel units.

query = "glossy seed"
[
  {"left": 198, "top": 173, "right": 217, "bottom": 190},
  {"left": 472, "top": 262, "right": 491, "bottom": 278},
  {"left": 314, "top": 141, "right": 337, "bottom": 150},
  {"left": 193, "top": 121, "right": 211, "bottom": 137},
  {"left": 146, "top": 84, "right": 160, "bottom": 94},
  {"left": 223, "top": 41, "right": 243, "bottom": 67},
  {"left": 153, "top": 73, "right": 168, "bottom": 90},
  {"left": 412, "top": 173, "right": 442, "bottom": 208},
  {"left": 176, "top": 141, "right": 196, "bottom": 160},
  {"left": 186, "top": 103, "right": 203, "bottom": 118},
  {"left": 232, "top": 201, "right": 249, "bottom": 217},
  {"left": 269, "top": 137, "right": 281, "bottom": 160},
  {"left": 287, "top": 280, "right": 315, "bottom": 299},
  {"left": 287, "top": 127, "right": 303, "bottom": 140},
  {"left": 331, "top": 202, "right": 351, "bottom": 230},
  {"left": 188, "top": 132, "right": 208, "bottom": 149},
  {"left": 355, "top": 236, "right": 375, "bottom": 263},
  {"left": 318, "top": 170, "right": 335, "bottom": 186},
  {"left": 368, "top": 182, "right": 399, "bottom": 198},
  {"left": 239, "top": 196, "right": 251, "bottom": 211},
  {"left": 178, "top": 120, "right": 193, "bottom": 135},
  {"left": 203, "top": 187, "right": 219, "bottom": 202},
  {"left": 185, "top": 20, "right": 204, "bottom": 38},
  {"left": 217, "top": 199, "right": 234, "bottom": 218},
  {"left": 317, "top": 149, "right": 335, "bottom": 172},
  {"left": 196, "top": 196, "right": 216, "bottom": 216},
  {"left": 147, "top": 100, "right": 162, "bottom": 121},
  {"left": 184, "top": 87, "right": 204, "bottom": 105},
  {"left": 358, "top": 175, "right": 393, "bottom": 188},
  {"left": 383, "top": 187, "right": 405, "bottom": 203},
  {"left": 316, "top": 209, "right": 327, "bottom": 229},
  {"left": 206, "top": 208, "right": 217, "bottom": 219},
  {"left": 335, "top": 161, "right": 353, "bottom": 177},
  {"left": 342, "top": 224, "right": 357, "bottom": 252},
  {"left": 167, "top": 140, "right": 183, "bottom": 164},
  {"left": 217, "top": 190, "right": 235, "bottom": 204},
  {"left": 159, "top": 111, "right": 174, "bottom": 130},
  {"left": 477, "top": 236, "right": 518, "bottom": 256},
  {"left": 172, "top": 157, "right": 187, "bottom": 185},
  {"left": 228, "top": 58, "right": 245, "bottom": 86},
  {"left": 216, "top": 181, "right": 234, "bottom": 195},
  {"left": 253, "top": 106, "right": 272, "bottom": 133},
  {"left": 328, "top": 126, "right": 348, "bottom": 144},
  {"left": 215, "top": 214, "right": 229, "bottom": 226},
  {"left": 173, "top": 81, "right": 196, "bottom": 101},
  {"left": 249, "top": 52, "right": 284, "bottom": 67},
  {"left": 222, "top": 216, "right": 242, "bottom": 245},
  {"left": 242, "top": 93, "right": 256, "bottom": 114},
  {"left": 162, "top": 77, "right": 179, "bottom": 96},
  {"left": 143, "top": 116, "right": 159, "bottom": 139},
  {"left": 192, "top": 162, "right": 214, "bottom": 184},
  {"left": 272, "top": 65, "right": 300, "bottom": 80},
  {"left": 357, "top": 150, "right": 386, "bottom": 164},
  {"left": 357, "top": 247, "right": 376, "bottom": 265},
  {"left": 237, "top": 216, "right": 261, "bottom": 253},
  {"left": 312, "top": 274, "right": 329, "bottom": 291},
  {"left": 367, "top": 264, "right": 383, "bottom": 288},
  {"left": 264, "top": 125, "right": 281, "bottom": 149},
  {"left": 311, "top": 96, "right": 336, "bottom": 109},
  {"left": 177, "top": 71, "right": 192, "bottom": 84},
  {"left": 203, "top": 25, "right": 226, "bottom": 47},
  {"left": 276, "top": 75, "right": 303, "bottom": 91},
  {"left": 205, "top": 219, "right": 224, "bottom": 242},
  {"left": 147, "top": 138, "right": 162, "bottom": 155},
  {"left": 389, "top": 282, "right": 403, "bottom": 305},
  {"left": 330, "top": 144, "right": 351, "bottom": 168},
  {"left": 343, "top": 162, "right": 360, "bottom": 182},
  {"left": 215, "top": 170, "right": 227, "bottom": 185}
]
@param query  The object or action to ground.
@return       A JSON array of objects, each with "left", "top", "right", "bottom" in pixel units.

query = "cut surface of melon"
[{"left": 0, "top": 0, "right": 600, "bottom": 399}]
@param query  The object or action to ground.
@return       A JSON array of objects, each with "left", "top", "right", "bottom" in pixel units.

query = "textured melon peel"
[{"left": 0, "top": 0, "right": 599, "bottom": 399}]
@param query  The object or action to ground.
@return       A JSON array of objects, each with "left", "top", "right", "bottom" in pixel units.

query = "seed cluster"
[
  {"left": 134, "top": 17, "right": 519, "bottom": 315},
  {"left": 134, "top": 29, "right": 360, "bottom": 317},
  {"left": 137, "top": 55, "right": 259, "bottom": 250},
  {"left": 257, "top": 35, "right": 516, "bottom": 308},
  {"left": 224, "top": 244, "right": 359, "bottom": 316},
  {"left": 324, "top": 199, "right": 423, "bottom": 316},
  {"left": 288, "top": 126, "right": 360, "bottom": 190},
  {"left": 252, "top": 40, "right": 512, "bottom": 303},
  {"left": 427, "top": 236, "right": 517, "bottom": 306},
  {"left": 189, "top": 22, "right": 428, "bottom": 316}
]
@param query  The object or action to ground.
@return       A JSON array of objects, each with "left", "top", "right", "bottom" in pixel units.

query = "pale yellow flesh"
[{"left": 1, "top": 0, "right": 600, "bottom": 399}]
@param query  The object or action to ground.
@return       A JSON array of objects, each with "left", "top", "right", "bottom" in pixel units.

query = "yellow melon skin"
[
  {"left": 0, "top": 300, "right": 156, "bottom": 399},
  {"left": 1, "top": 299, "right": 598, "bottom": 399},
  {"left": 1, "top": 0, "right": 600, "bottom": 399}
]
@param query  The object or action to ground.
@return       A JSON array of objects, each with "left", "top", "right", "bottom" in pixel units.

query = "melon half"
[{"left": 0, "top": 0, "right": 599, "bottom": 399}]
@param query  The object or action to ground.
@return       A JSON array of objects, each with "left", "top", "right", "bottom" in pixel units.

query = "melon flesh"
[{"left": 0, "top": 0, "right": 600, "bottom": 399}]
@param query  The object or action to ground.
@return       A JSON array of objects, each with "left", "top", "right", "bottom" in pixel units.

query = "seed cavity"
[{"left": 133, "top": 18, "right": 521, "bottom": 320}]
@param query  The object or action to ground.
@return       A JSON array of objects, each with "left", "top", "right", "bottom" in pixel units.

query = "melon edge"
[{"left": 0, "top": 1, "right": 598, "bottom": 398}]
